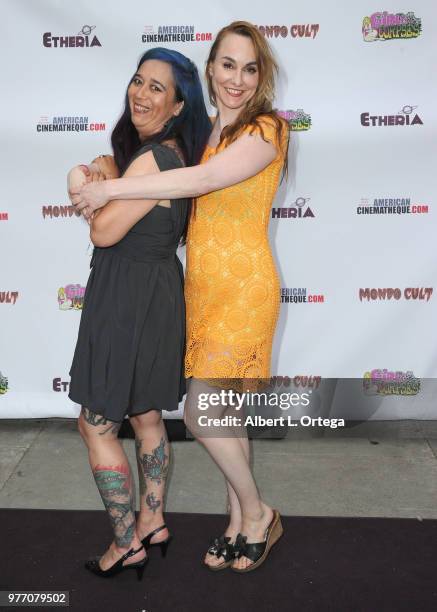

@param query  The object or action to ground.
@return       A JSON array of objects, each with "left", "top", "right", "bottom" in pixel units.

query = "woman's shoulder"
[
  {"left": 160, "top": 140, "right": 186, "bottom": 167},
  {"left": 136, "top": 140, "right": 185, "bottom": 165},
  {"left": 127, "top": 141, "right": 185, "bottom": 174},
  {"left": 244, "top": 113, "right": 288, "bottom": 154},
  {"left": 250, "top": 113, "right": 287, "bottom": 136}
]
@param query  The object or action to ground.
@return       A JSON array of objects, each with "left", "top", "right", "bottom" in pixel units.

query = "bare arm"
[
  {"left": 108, "top": 132, "right": 277, "bottom": 198},
  {"left": 67, "top": 155, "right": 119, "bottom": 218},
  {"left": 72, "top": 131, "right": 279, "bottom": 212},
  {"left": 90, "top": 155, "right": 120, "bottom": 180},
  {"left": 67, "top": 156, "right": 119, "bottom": 193},
  {"left": 90, "top": 150, "right": 161, "bottom": 247}
]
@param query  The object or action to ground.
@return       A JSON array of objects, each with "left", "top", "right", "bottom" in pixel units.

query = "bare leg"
[
  {"left": 225, "top": 433, "right": 250, "bottom": 536},
  {"left": 130, "top": 410, "right": 170, "bottom": 544},
  {"left": 203, "top": 436, "right": 250, "bottom": 567},
  {"left": 78, "top": 408, "right": 145, "bottom": 569},
  {"left": 184, "top": 380, "right": 274, "bottom": 570}
]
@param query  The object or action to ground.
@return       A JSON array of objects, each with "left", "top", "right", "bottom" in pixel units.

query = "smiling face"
[
  {"left": 127, "top": 59, "right": 183, "bottom": 140},
  {"left": 208, "top": 33, "right": 259, "bottom": 113}
]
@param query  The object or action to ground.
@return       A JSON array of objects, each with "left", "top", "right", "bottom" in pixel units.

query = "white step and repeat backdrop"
[{"left": 1, "top": 1, "right": 436, "bottom": 419}]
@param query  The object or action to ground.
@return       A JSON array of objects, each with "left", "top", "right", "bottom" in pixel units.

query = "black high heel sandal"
[
  {"left": 85, "top": 545, "right": 147, "bottom": 580},
  {"left": 203, "top": 535, "right": 237, "bottom": 571},
  {"left": 141, "top": 525, "right": 172, "bottom": 558}
]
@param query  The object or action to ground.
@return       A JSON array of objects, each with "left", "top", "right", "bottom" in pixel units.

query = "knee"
[
  {"left": 130, "top": 409, "right": 162, "bottom": 434},
  {"left": 77, "top": 408, "right": 102, "bottom": 446},
  {"left": 183, "top": 406, "right": 202, "bottom": 439},
  {"left": 182, "top": 409, "right": 192, "bottom": 431},
  {"left": 77, "top": 411, "right": 90, "bottom": 445}
]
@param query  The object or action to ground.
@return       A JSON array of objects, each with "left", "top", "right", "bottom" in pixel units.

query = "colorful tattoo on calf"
[
  {"left": 146, "top": 492, "right": 161, "bottom": 514},
  {"left": 93, "top": 463, "right": 135, "bottom": 548},
  {"left": 81, "top": 407, "right": 121, "bottom": 436}
]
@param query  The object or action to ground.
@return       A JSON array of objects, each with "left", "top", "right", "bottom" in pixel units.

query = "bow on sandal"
[
  {"left": 232, "top": 509, "right": 283, "bottom": 573},
  {"left": 204, "top": 535, "right": 237, "bottom": 571}
]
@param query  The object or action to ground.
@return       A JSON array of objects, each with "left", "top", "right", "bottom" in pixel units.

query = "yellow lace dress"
[{"left": 184, "top": 115, "right": 288, "bottom": 388}]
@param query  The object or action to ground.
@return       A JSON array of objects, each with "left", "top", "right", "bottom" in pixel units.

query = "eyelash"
[
  {"left": 222, "top": 63, "right": 257, "bottom": 74},
  {"left": 132, "top": 77, "right": 162, "bottom": 92}
]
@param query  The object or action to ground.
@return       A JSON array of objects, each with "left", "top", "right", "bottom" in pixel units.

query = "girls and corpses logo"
[
  {"left": 0, "top": 371, "right": 8, "bottom": 395},
  {"left": 277, "top": 109, "right": 311, "bottom": 131},
  {"left": 362, "top": 11, "right": 421, "bottom": 42},
  {"left": 58, "top": 284, "right": 86, "bottom": 310},
  {"left": 363, "top": 369, "right": 420, "bottom": 395}
]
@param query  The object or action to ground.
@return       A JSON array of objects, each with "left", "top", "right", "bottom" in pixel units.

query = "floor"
[{"left": 1, "top": 419, "right": 436, "bottom": 518}]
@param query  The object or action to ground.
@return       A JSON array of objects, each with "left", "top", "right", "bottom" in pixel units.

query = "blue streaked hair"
[{"left": 111, "top": 47, "right": 211, "bottom": 173}]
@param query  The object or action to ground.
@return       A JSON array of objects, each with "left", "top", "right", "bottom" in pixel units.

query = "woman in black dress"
[{"left": 67, "top": 48, "right": 210, "bottom": 578}]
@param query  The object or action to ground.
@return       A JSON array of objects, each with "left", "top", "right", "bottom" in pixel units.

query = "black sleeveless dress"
[{"left": 69, "top": 144, "right": 188, "bottom": 421}]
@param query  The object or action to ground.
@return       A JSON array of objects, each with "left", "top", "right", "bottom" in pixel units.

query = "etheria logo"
[
  {"left": 43, "top": 25, "right": 102, "bottom": 48},
  {"left": 362, "top": 12, "right": 421, "bottom": 42},
  {"left": 272, "top": 197, "right": 315, "bottom": 219},
  {"left": 277, "top": 109, "right": 311, "bottom": 131},
  {"left": 361, "top": 105, "right": 423, "bottom": 127},
  {"left": 53, "top": 378, "right": 70, "bottom": 392}
]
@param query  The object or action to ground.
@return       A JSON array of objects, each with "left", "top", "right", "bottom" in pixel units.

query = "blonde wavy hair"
[{"left": 206, "top": 20, "right": 288, "bottom": 166}]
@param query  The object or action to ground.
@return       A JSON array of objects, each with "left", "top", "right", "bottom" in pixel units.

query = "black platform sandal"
[
  {"left": 204, "top": 535, "right": 237, "bottom": 571},
  {"left": 232, "top": 509, "right": 283, "bottom": 573},
  {"left": 85, "top": 545, "right": 147, "bottom": 580},
  {"left": 141, "top": 525, "right": 172, "bottom": 558}
]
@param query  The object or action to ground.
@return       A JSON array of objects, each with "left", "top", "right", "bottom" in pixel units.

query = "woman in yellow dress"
[{"left": 72, "top": 21, "right": 289, "bottom": 573}]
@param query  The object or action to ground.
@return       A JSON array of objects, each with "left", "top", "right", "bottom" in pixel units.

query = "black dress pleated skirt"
[{"left": 69, "top": 144, "right": 189, "bottom": 421}]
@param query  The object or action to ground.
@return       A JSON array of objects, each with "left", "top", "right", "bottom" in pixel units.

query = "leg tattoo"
[
  {"left": 93, "top": 463, "right": 135, "bottom": 548},
  {"left": 146, "top": 492, "right": 161, "bottom": 514},
  {"left": 135, "top": 436, "right": 169, "bottom": 514},
  {"left": 137, "top": 437, "right": 169, "bottom": 485},
  {"left": 81, "top": 407, "right": 121, "bottom": 436}
]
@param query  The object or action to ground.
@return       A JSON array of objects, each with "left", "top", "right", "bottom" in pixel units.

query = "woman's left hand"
[{"left": 71, "top": 181, "right": 111, "bottom": 218}]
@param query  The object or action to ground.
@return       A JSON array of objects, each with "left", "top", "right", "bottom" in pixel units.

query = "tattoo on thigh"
[
  {"left": 137, "top": 437, "right": 169, "bottom": 485},
  {"left": 93, "top": 464, "right": 135, "bottom": 548},
  {"left": 82, "top": 408, "right": 121, "bottom": 436},
  {"left": 146, "top": 492, "right": 161, "bottom": 514}
]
